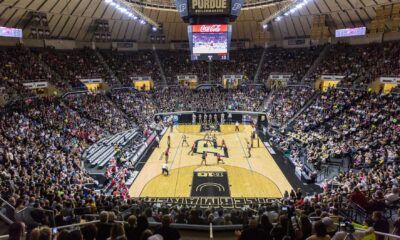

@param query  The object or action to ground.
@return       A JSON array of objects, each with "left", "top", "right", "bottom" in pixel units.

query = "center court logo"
[
  {"left": 195, "top": 182, "right": 225, "bottom": 192},
  {"left": 191, "top": 171, "right": 230, "bottom": 197}
]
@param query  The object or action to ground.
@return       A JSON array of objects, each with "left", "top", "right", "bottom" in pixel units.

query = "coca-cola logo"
[{"left": 199, "top": 25, "right": 221, "bottom": 32}]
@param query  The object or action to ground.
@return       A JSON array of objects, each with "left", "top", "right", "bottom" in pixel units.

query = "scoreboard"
[
  {"left": 177, "top": 0, "right": 243, "bottom": 20},
  {"left": 188, "top": 24, "right": 232, "bottom": 60},
  {"left": 176, "top": 0, "right": 243, "bottom": 61},
  {"left": 189, "top": 0, "right": 230, "bottom": 15}
]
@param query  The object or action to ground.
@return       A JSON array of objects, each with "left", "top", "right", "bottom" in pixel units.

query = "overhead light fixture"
[
  {"left": 262, "top": 24, "right": 268, "bottom": 29},
  {"left": 152, "top": 26, "right": 157, "bottom": 31},
  {"left": 140, "top": 19, "right": 146, "bottom": 24},
  {"left": 276, "top": 16, "right": 281, "bottom": 21},
  {"left": 110, "top": 2, "right": 116, "bottom": 6},
  {"left": 105, "top": 0, "right": 112, "bottom": 3}
]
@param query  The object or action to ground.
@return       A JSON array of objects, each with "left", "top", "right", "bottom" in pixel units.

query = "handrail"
[
  {"left": 0, "top": 197, "right": 15, "bottom": 211},
  {"left": 210, "top": 223, "right": 213, "bottom": 239},
  {"left": 0, "top": 211, "right": 13, "bottom": 225}
]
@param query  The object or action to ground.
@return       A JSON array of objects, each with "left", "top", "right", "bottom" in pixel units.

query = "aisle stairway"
[
  {"left": 95, "top": 50, "right": 120, "bottom": 85},
  {"left": 301, "top": 44, "right": 331, "bottom": 83},
  {"left": 253, "top": 47, "right": 268, "bottom": 83},
  {"left": 154, "top": 50, "right": 167, "bottom": 86},
  {"left": 283, "top": 92, "right": 320, "bottom": 128}
]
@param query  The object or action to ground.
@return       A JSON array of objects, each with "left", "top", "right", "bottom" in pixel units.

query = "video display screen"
[
  {"left": 0, "top": 27, "right": 22, "bottom": 38},
  {"left": 335, "top": 27, "right": 366, "bottom": 38},
  {"left": 189, "top": 24, "right": 231, "bottom": 61},
  {"left": 192, "top": 32, "right": 228, "bottom": 54}
]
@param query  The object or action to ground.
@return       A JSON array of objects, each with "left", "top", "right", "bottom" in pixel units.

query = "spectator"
[
  {"left": 8, "top": 222, "right": 25, "bottom": 240},
  {"left": 154, "top": 215, "right": 181, "bottom": 240},
  {"left": 306, "top": 221, "right": 330, "bottom": 240}
]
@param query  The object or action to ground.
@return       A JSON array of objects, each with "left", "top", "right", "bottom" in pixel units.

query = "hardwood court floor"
[{"left": 129, "top": 124, "right": 293, "bottom": 198}]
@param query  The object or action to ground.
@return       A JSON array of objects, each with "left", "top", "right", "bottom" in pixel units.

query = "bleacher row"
[
  {"left": 1, "top": 42, "right": 399, "bottom": 101},
  {"left": 84, "top": 129, "right": 140, "bottom": 168}
]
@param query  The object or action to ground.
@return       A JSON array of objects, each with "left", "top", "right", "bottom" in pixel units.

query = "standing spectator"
[
  {"left": 154, "top": 215, "right": 181, "bottom": 240},
  {"left": 306, "top": 221, "right": 330, "bottom": 240},
  {"left": 97, "top": 211, "right": 112, "bottom": 240},
  {"left": 124, "top": 215, "right": 137, "bottom": 240},
  {"left": 236, "top": 218, "right": 267, "bottom": 240},
  {"left": 8, "top": 222, "right": 25, "bottom": 240},
  {"left": 372, "top": 211, "right": 389, "bottom": 240}
]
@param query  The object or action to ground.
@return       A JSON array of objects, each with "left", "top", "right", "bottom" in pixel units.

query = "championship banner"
[{"left": 189, "top": 0, "right": 231, "bottom": 15}]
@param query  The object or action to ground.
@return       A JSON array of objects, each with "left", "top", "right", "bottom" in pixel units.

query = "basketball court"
[{"left": 129, "top": 124, "right": 292, "bottom": 199}]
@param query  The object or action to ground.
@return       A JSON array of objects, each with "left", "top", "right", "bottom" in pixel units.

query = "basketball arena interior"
[{"left": 0, "top": 0, "right": 400, "bottom": 239}]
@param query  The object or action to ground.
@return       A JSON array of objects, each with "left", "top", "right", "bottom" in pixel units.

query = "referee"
[{"left": 201, "top": 151, "right": 207, "bottom": 166}]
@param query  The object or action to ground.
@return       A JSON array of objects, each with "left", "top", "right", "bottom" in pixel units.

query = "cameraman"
[{"left": 331, "top": 220, "right": 374, "bottom": 240}]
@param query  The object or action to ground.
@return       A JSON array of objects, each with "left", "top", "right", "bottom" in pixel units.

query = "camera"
[{"left": 341, "top": 221, "right": 355, "bottom": 233}]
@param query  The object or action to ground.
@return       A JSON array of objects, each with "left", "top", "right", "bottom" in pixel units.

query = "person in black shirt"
[
  {"left": 124, "top": 215, "right": 136, "bottom": 240},
  {"left": 154, "top": 215, "right": 181, "bottom": 240},
  {"left": 235, "top": 218, "right": 267, "bottom": 240}
]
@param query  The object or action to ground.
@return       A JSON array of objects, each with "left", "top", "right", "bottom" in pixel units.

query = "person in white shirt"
[
  {"left": 235, "top": 121, "right": 239, "bottom": 132},
  {"left": 162, "top": 163, "right": 169, "bottom": 176},
  {"left": 385, "top": 187, "right": 400, "bottom": 205}
]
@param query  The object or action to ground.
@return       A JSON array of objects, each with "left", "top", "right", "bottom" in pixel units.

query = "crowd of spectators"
[
  {"left": 39, "top": 47, "right": 110, "bottom": 90},
  {"left": 111, "top": 87, "right": 266, "bottom": 120},
  {"left": 1, "top": 43, "right": 400, "bottom": 240},
  {"left": 100, "top": 50, "right": 161, "bottom": 85},
  {"left": 0, "top": 46, "right": 52, "bottom": 100},
  {"left": 259, "top": 46, "right": 323, "bottom": 83},
  {"left": 157, "top": 50, "right": 210, "bottom": 84},
  {"left": 211, "top": 48, "right": 264, "bottom": 82},
  {"left": 310, "top": 42, "right": 400, "bottom": 87},
  {"left": 272, "top": 89, "right": 399, "bottom": 173},
  {"left": 6, "top": 183, "right": 400, "bottom": 240},
  {"left": 267, "top": 86, "right": 316, "bottom": 126}
]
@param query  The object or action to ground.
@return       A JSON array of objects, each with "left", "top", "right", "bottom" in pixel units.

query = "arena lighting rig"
[
  {"left": 260, "top": 0, "right": 308, "bottom": 29},
  {"left": 176, "top": 0, "right": 244, "bottom": 61}
]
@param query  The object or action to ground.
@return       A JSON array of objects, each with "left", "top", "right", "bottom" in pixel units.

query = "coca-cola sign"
[{"left": 192, "top": 24, "right": 228, "bottom": 33}]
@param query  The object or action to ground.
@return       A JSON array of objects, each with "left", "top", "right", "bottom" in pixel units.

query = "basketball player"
[
  {"left": 221, "top": 139, "right": 226, "bottom": 149},
  {"left": 220, "top": 113, "right": 225, "bottom": 124},
  {"left": 198, "top": 114, "right": 202, "bottom": 124},
  {"left": 182, "top": 134, "right": 189, "bottom": 147},
  {"left": 165, "top": 148, "right": 169, "bottom": 163},
  {"left": 162, "top": 163, "right": 169, "bottom": 176},
  {"left": 214, "top": 114, "right": 218, "bottom": 124},
  {"left": 167, "top": 136, "right": 171, "bottom": 148},
  {"left": 216, "top": 153, "right": 224, "bottom": 164},
  {"left": 188, "top": 143, "right": 195, "bottom": 155},
  {"left": 247, "top": 141, "right": 252, "bottom": 158},
  {"left": 235, "top": 121, "right": 240, "bottom": 132},
  {"left": 208, "top": 114, "right": 212, "bottom": 124},
  {"left": 201, "top": 151, "right": 207, "bottom": 165},
  {"left": 155, "top": 135, "right": 160, "bottom": 148},
  {"left": 204, "top": 114, "right": 207, "bottom": 124},
  {"left": 192, "top": 113, "right": 196, "bottom": 125}
]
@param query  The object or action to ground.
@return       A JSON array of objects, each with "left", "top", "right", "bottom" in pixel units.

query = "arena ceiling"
[{"left": 0, "top": 0, "right": 397, "bottom": 42}]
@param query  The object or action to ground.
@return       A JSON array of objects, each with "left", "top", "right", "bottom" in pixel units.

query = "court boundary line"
[{"left": 235, "top": 131, "right": 253, "bottom": 173}]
